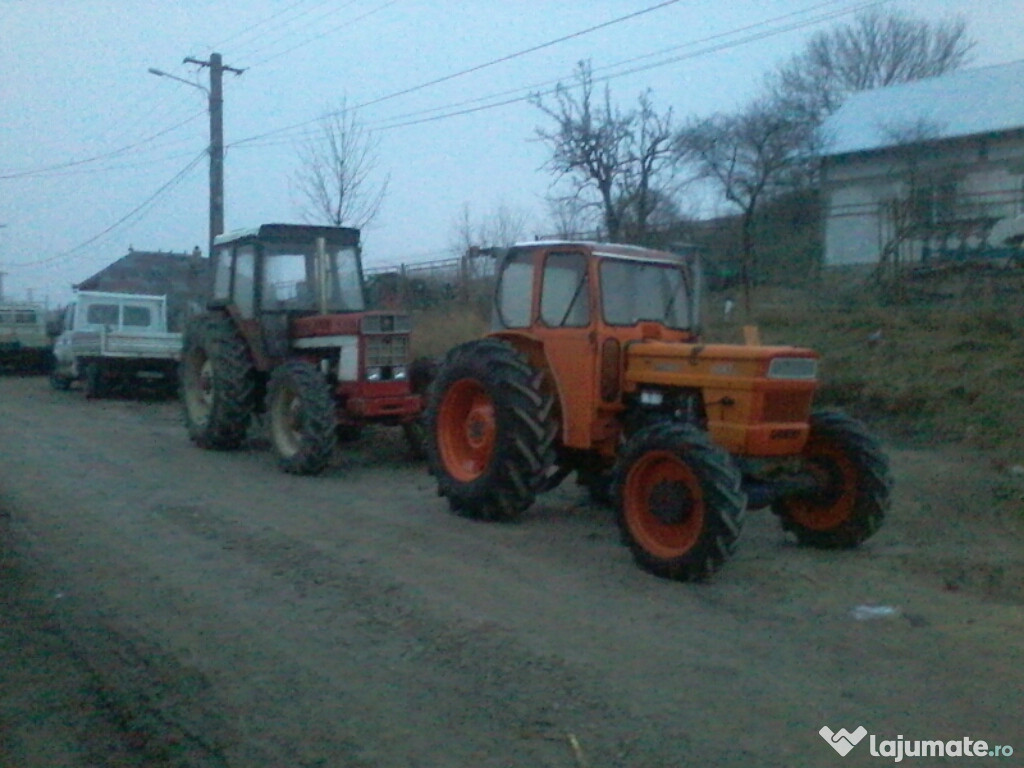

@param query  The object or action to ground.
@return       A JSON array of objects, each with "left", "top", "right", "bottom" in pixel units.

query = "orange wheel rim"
[
  {"left": 787, "top": 440, "right": 857, "bottom": 530},
  {"left": 623, "top": 451, "right": 704, "bottom": 559},
  {"left": 438, "top": 378, "right": 496, "bottom": 482}
]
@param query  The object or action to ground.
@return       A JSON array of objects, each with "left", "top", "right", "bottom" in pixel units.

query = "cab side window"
[
  {"left": 540, "top": 252, "right": 589, "bottom": 327},
  {"left": 233, "top": 245, "right": 256, "bottom": 318},
  {"left": 495, "top": 251, "right": 534, "bottom": 328}
]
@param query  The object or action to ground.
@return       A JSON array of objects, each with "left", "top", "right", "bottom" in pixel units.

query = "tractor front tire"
[
  {"left": 181, "top": 313, "right": 255, "bottom": 450},
  {"left": 773, "top": 410, "right": 890, "bottom": 548},
  {"left": 613, "top": 422, "right": 746, "bottom": 581},
  {"left": 267, "top": 361, "right": 337, "bottom": 476},
  {"left": 425, "top": 339, "right": 556, "bottom": 521}
]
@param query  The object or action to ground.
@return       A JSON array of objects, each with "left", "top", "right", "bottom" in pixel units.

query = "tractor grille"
[
  {"left": 365, "top": 335, "right": 408, "bottom": 367},
  {"left": 761, "top": 391, "right": 813, "bottom": 423},
  {"left": 361, "top": 313, "right": 411, "bottom": 334}
]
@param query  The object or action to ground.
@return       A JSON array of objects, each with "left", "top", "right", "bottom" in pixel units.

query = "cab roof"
[
  {"left": 214, "top": 223, "right": 360, "bottom": 248},
  {"left": 512, "top": 240, "right": 695, "bottom": 265}
]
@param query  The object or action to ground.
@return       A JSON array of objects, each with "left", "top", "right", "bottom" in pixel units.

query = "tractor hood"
[
  {"left": 624, "top": 340, "right": 820, "bottom": 456},
  {"left": 625, "top": 341, "right": 819, "bottom": 387}
]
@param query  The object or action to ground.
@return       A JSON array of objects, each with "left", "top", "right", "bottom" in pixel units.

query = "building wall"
[{"left": 822, "top": 132, "right": 1024, "bottom": 266}]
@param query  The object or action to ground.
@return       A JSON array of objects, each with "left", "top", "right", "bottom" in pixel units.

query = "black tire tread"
[
  {"left": 425, "top": 339, "right": 557, "bottom": 521},
  {"left": 267, "top": 361, "right": 337, "bottom": 475},
  {"left": 181, "top": 313, "right": 255, "bottom": 450},
  {"left": 612, "top": 421, "right": 746, "bottom": 582},
  {"left": 775, "top": 409, "right": 890, "bottom": 548}
]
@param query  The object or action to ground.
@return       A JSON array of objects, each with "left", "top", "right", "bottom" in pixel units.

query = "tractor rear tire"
[
  {"left": 612, "top": 421, "right": 746, "bottom": 581},
  {"left": 773, "top": 410, "right": 890, "bottom": 548},
  {"left": 181, "top": 313, "right": 255, "bottom": 450},
  {"left": 267, "top": 361, "right": 337, "bottom": 476},
  {"left": 425, "top": 339, "right": 556, "bottom": 521}
]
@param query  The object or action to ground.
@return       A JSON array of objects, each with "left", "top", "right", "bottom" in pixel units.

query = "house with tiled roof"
[
  {"left": 820, "top": 59, "right": 1024, "bottom": 267},
  {"left": 74, "top": 246, "right": 207, "bottom": 331}
]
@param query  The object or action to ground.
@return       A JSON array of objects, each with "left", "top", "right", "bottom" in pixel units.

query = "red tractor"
[{"left": 181, "top": 223, "right": 423, "bottom": 474}]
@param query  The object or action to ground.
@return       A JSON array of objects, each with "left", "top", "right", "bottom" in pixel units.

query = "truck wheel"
[
  {"left": 425, "top": 339, "right": 556, "bottom": 521},
  {"left": 84, "top": 362, "right": 106, "bottom": 399},
  {"left": 49, "top": 370, "right": 72, "bottom": 391},
  {"left": 181, "top": 313, "right": 255, "bottom": 450},
  {"left": 773, "top": 410, "right": 890, "bottom": 548},
  {"left": 612, "top": 422, "right": 745, "bottom": 581},
  {"left": 267, "top": 361, "right": 337, "bottom": 476}
]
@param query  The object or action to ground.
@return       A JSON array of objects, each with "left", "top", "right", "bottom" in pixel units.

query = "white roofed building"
[{"left": 820, "top": 59, "right": 1024, "bottom": 268}]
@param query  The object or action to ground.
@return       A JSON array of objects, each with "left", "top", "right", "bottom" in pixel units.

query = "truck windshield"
[
  {"left": 599, "top": 258, "right": 691, "bottom": 330},
  {"left": 262, "top": 244, "right": 365, "bottom": 312}
]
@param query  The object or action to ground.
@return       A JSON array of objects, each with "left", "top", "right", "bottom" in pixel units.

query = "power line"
[
  {"left": 244, "top": 0, "right": 397, "bottom": 70},
  {"left": 231, "top": 0, "right": 881, "bottom": 148},
  {"left": 0, "top": 110, "right": 206, "bottom": 180},
  {"left": 231, "top": 0, "right": 684, "bottom": 149},
  {"left": 362, "top": 0, "right": 864, "bottom": 130},
  {"left": 240, "top": 0, "right": 363, "bottom": 66},
  {"left": 6, "top": 150, "right": 208, "bottom": 269},
  {"left": 210, "top": 0, "right": 325, "bottom": 52}
]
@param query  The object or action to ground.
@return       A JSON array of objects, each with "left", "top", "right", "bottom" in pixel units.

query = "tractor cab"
[
  {"left": 210, "top": 223, "right": 366, "bottom": 362},
  {"left": 424, "top": 240, "right": 890, "bottom": 582},
  {"left": 183, "top": 223, "right": 423, "bottom": 475}
]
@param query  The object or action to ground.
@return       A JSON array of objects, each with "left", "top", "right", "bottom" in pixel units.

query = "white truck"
[
  {"left": 51, "top": 291, "right": 183, "bottom": 397},
  {"left": 0, "top": 302, "right": 53, "bottom": 371}
]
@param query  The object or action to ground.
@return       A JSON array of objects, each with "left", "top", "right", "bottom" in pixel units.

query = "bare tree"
[
  {"left": 532, "top": 61, "right": 681, "bottom": 243},
  {"left": 771, "top": 8, "right": 974, "bottom": 125},
  {"left": 449, "top": 202, "right": 530, "bottom": 254},
  {"left": 293, "top": 100, "right": 390, "bottom": 229},
  {"left": 873, "top": 120, "right": 948, "bottom": 298},
  {"left": 545, "top": 196, "right": 592, "bottom": 239},
  {"left": 679, "top": 96, "right": 815, "bottom": 312}
]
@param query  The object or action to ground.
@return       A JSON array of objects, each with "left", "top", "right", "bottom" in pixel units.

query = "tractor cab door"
[{"left": 534, "top": 248, "right": 598, "bottom": 450}]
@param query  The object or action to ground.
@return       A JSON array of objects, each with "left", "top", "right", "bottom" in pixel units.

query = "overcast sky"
[{"left": 2, "top": 0, "right": 1022, "bottom": 305}]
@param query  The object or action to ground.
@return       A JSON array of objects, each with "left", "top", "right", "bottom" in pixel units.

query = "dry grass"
[
  {"left": 410, "top": 304, "right": 489, "bottom": 360},
  {"left": 703, "top": 274, "right": 1024, "bottom": 467},
  {"left": 409, "top": 271, "right": 1024, "bottom": 478}
]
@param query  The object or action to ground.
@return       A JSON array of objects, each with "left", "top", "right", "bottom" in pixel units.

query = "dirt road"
[{"left": 1, "top": 374, "right": 1021, "bottom": 767}]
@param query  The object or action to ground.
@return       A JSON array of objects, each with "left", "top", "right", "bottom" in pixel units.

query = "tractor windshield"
[
  {"left": 262, "top": 243, "right": 365, "bottom": 312},
  {"left": 599, "top": 257, "right": 692, "bottom": 330}
]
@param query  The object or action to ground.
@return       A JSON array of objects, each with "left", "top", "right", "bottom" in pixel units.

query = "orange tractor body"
[{"left": 424, "top": 241, "right": 890, "bottom": 581}]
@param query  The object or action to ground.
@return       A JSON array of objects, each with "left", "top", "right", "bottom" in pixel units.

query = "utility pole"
[
  {"left": 184, "top": 54, "right": 243, "bottom": 255},
  {"left": 150, "top": 54, "right": 242, "bottom": 257}
]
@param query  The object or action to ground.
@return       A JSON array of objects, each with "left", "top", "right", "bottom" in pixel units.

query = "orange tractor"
[
  {"left": 181, "top": 224, "right": 424, "bottom": 475},
  {"left": 423, "top": 241, "right": 891, "bottom": 581}
]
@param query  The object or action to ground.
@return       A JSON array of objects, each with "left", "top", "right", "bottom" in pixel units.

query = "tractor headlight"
[
  {"left": 639, "top": 389, "right": 664, "bottom": 406},
  {"left": 767, "top": 357, "right": 818, "bottom": 380},
  {"left": 393, "top": 365, "right": 408, "bottom": 381},
  {"left": 366, "top": 367, "right": 382, "bottom": 382}
]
